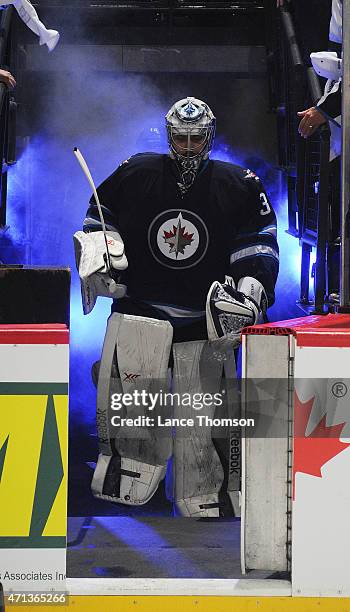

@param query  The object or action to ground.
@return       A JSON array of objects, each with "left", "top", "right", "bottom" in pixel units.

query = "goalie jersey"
[{"left": 83, "top": 153, "right": 279, "bottom": 312}]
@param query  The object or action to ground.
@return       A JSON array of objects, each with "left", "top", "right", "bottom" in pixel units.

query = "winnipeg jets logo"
[
  {"left": 163, "top": 213, "right": 194, "bottom": 258},
  {"left": 184, "top": 101, "right": 196, "bottom": 117},
  {"left": 157, "top": 212, "right": 199, "bottom": 262},
  {"left": 148, "top": 209, "right": 209, "bottom": 270},
  {"left": 244, "top": 168, "right": 260, "bottom": 181}
]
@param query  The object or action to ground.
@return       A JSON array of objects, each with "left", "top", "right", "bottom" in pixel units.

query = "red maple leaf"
[
  {"left": 163, "top": 225, "right": 177, "bottom": 239},
  {"left": 164, "top": 225, "right": 193, "bottom": 241},
  {"left": 293, "top": 393, "right": 350, "bottom": 499},
  {"left": 163, "top": 223, "right": 194, "bottom": 257}
]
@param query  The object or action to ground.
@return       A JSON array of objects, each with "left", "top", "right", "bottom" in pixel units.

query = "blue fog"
[{"left": 4, "top": 72, "right": 308, "bottom": 426}]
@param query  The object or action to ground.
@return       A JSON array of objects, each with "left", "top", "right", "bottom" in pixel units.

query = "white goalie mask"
[{"left": 166, "top": 97, "right": 216, "bottom": 193}]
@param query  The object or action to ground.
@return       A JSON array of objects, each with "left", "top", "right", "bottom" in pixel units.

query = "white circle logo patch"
[{"left": 148, "top": 209, "right": 209, "bottom": 270}]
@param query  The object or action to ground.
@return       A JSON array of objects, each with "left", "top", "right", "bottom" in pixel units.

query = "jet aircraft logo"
[
  {"left": 184, "top": 101, "right": 196, "bottom": 117},
  {"left": 148, "top": 209, "right": 209, "bottom": 270},
  {"left": 163, "top": 214, "right": 194, "bottom": 258}
]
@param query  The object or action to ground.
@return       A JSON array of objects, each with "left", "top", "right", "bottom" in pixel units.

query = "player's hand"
[
  {"left": 276, "top": 0, "right": 291, "bottom": 7},
  {"left": 297, "top": 107, "right": 327, "bottom": 138},
  {"left": 206, "top": 277, "right": 260, "bottom": 348},
  {"left": 0, "top": 69, "right": 16, "bottom": 89},
  {"left": 74, "top": 230, "right": 128, "bottom": 278}
]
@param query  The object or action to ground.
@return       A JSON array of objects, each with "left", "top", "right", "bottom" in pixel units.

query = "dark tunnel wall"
[{"left": 21, "top": 71, "right": 277, "bottom": 160}]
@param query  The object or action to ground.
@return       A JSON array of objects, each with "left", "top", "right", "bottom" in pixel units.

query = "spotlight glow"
[{"left": 6, "top": 136, "right": 303, "bottom": 425}]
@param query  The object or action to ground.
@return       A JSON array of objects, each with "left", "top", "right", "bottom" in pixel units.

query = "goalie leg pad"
[
  {"left": 218, "top": 355, "right": 241, "bottom": 517},
  {"left": 176, "top": 493, "right": 222, "bottom": 518},
  {"left": 92, "top": 313, "right": 173, "bottom": 505},
  {"left": 91, "top": 453, "right": 166, "bottom": 505},
  {"left": 172, "top": 341, "right": 226, "bottom": 517}
]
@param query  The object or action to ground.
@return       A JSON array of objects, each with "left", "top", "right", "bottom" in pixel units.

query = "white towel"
[{"left": 1, "top": 0, "right": 59, "bottom": 51}]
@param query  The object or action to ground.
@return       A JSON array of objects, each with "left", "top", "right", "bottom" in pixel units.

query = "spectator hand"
[
  {"left": 0, "top": 69, "right": 16, "bottom": 88},
  {"left": 297, "top": 107, "right": 327, "bottom": 138}
]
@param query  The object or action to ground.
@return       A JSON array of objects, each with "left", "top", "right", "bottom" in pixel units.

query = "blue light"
[
  {"left": 212, "top": 141, "right": 303, "bottom": 321},
  {"left": 5, "top": 132, "right": 303, "bottom": 426},
  {"left": 95, "top": 517, "right": 200, "bottom": 577}
]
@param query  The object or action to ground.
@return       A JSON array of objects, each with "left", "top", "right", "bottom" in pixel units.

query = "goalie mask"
[{"left": 166, "top": 97, "right": 216, "bottom": 194}]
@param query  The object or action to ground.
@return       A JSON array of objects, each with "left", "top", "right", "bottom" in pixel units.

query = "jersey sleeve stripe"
[
  {"left": 230, "top": 245, "right": 279, "bottom": 264},
  {"left": 259, "top": 225, "right": 277, "bottom": 237}
]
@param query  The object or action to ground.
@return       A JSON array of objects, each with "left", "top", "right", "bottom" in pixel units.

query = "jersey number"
[{"left": 259, "top": 193, "right": 271, "bottom": 216}]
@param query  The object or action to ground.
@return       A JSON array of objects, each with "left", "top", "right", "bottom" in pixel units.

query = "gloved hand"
[
  {"left": 73, "top": 230, "right": 128, "bottom": 314},
  {"left": 74, "top": 230, "right": 127, "bottom": 276},
  {"left": 206, "top": 276, "right": 265, "bottom": 347}
]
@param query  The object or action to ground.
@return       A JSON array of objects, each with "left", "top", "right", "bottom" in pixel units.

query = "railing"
[
  {"left": 340, "top": 0, "right": 350, "bottom": 310},
  {"left": 0, "top": 5, "right": 16, "bottom": 231},
  {"left": 276, "top": 4, "right": 332, "bottom": 313},
  {"left": 42, "top": 0, "right": 264, "bottom": 8}
]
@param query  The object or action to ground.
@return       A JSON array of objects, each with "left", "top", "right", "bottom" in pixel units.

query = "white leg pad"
[
  {"left": 176, "top": 493, "right": 221, "bottom": 518},
  {"left": 91, "top": 453, "right": 167, "bottom": 505},
  {"left": 172, "top": 341, "right": 226, "bottom": 517},
  {"left": 92, "top": 314, "right": 173, "bottom": 506}
]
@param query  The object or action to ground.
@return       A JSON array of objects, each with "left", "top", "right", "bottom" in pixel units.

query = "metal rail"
[
  {"left": 279, "top": 5, "right": 331, "bottom": 311},
  {"left": 340, "top": 0, "right": 350, "bottom": 308},
  {"left": 307, "top": 66, "right": 330, "bottom": 312},
  {"left": 0, "top": 6, "right": 14, "bottom": 229},
  {"left": 43, "top": 1, "right": 264, "bottom": 8}
]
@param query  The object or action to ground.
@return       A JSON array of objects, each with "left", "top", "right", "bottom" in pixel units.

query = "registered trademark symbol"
[{"left": 331, "top": 382, "right": 348, "bottom": 398}]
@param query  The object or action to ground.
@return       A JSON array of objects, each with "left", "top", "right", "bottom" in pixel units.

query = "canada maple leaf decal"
[
  {"left": 163, "top": 215, "right": 194, "bottom": 258},
  {"left": 293, "top": 393, "right": 350, "bottom": 499}
]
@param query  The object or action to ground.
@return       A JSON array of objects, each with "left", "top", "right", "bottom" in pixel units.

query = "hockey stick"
[{"left": 73, "top": 147, "right": 113, "bottom": 275}]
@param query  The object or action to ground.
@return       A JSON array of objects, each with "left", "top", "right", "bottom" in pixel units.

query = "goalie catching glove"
[
  {"left": 206, "top": 276, "right": 266, "bottom": 347},
  {"left": 73, "top": 230, "right": 128, "bottom": 315}
]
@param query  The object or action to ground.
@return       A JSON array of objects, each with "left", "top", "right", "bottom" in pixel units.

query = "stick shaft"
[{"left": 74, "top": 148, "right": 112, "bottom": 271}]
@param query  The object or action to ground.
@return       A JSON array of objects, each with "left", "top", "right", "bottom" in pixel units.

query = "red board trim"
[
  {"left": 293, "top": 331, "right": 350, "bottom": 347},
  {"left": 242, "top": 314, "right": 350, "bottom": 347},
  {"left": 0, "top": 324, "right": 69, "bottom": 344}
]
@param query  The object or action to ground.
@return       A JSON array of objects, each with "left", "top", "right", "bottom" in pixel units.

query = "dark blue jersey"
[{"left": 84, "top": 153, "right": 279, "bottom": 311}]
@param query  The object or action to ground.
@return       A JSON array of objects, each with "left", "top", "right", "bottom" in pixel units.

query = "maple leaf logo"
[
  {"left": 163, "top": 213, "right": 194, "bottom": 258},
  {"left": 293, "top": 393, "right": 350, "bottom": 499},
  {"left": 244, "top": 169, "right": 259, "bottom": 181}
]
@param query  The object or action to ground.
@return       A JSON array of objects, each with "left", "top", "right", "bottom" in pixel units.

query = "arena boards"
[
  {"left": 0, "top": 324, "right": 69, "bottom": 601},
  {"left": 1, "top": 318, "right": 350, "bottom": 610}
]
